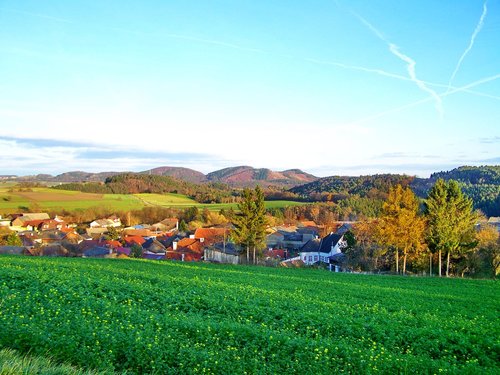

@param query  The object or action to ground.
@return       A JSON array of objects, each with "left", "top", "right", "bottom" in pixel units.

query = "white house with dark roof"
[{"left": 299, "top": 232, "right": 347, "bottom": 268}]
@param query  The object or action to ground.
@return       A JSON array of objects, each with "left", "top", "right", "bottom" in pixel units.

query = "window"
[
  {"left": 314, "top": 256, "right": 318, "bottom": 261},
  {"left": 308, "top": 256, "right": 312, "bottom": 262}
]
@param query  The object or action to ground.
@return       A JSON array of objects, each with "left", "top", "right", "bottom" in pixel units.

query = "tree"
[
  {"left": 425, "top": 179, "right": 477, "bottom": 277},
  {"left": 376, "top": 185, "right": 426, "bottom": 274},
  {"left": 476, "top": 224, "right": 500, "bottom": 278},
  {"left": 130, "top": 243, "right": 143, "bottom": 258},
  {"left": 232, "top": 186, "right": 267, "bottom": 264},
  {"left": 105, "top": 226, "right": 121, "bottom": 241},
  {"left": 6, "top": 232, "right": 22, "bottom": 247}
]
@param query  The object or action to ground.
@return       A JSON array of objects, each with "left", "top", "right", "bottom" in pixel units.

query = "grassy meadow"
[
  {"left": 0, "top": 256, "right": 498, "bottom": 374},
  {"left": 0, "top": 183, "right": 303, "bottom": 214}
]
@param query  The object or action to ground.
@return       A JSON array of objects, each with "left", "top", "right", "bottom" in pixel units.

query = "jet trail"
[
  {"left": 447, "top": 1, "right": 488, "bottom": 91},
  {"left": 389, "top": 43, "right": 443, "bottom": 117},
  {"left": 350, "top": 73, "right": 500, "bottom": 126},
  {"left": 351, "top": 12, "right": 443, "bottom": 117},
  {"left": 305, "top": 57, "right": 500, "bottom": 101}
]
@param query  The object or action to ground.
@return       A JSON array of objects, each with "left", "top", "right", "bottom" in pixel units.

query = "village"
[{"left": 0, "top": 212, "right": 352, "bottom": 271}]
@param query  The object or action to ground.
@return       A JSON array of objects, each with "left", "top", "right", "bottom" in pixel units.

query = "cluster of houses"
[{"left": 0, "top": 212, "right": 352, "bottom": 271}]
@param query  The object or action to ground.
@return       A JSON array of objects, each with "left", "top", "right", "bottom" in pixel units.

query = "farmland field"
[
  {"left": 0, "top": 184, "right": 303, "bottom": 214},
  {"left": 0, "top": 256, "right": 498, "bottom": 374}
]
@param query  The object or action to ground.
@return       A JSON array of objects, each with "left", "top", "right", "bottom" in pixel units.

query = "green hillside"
[
  {"left": 0, "top": 256, "right": 498, "bottom": 374},
  {"left": 0, "top": 185, "right": 302, "bottom": 215}
]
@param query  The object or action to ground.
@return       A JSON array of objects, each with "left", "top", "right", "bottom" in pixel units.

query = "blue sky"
[{"left": 1, "top": 0, "right": 499, "bottom": 177}]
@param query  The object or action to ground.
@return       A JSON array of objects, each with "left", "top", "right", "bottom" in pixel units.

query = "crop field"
[
  {"left": 0, "top": 185, "right": 144, "bottom": 213},
  {"left": 0, "top": 256, "right": 498, "bottom": 374},
  {"left": 0, "top": 185, "right": 303, "bottom": 214},
  {"left": 137, "top": 194, "right": 304, "bottom": 211}
]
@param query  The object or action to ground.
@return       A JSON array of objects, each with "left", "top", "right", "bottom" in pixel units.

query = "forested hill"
[
  {"left": 416, "top": 166, "right": 500, "bottom": 217},
  {"left": 289, "top": 174, "right": 415, "bottom": 199},
  {"left": 205, "top": 166, "right": 317, "bottom": 187},
  {"left": 290, "top": 166, "right": 500, "bottom": 217},
  {"left": 430, "top": 166, "right": 500, "bottom": 184}
]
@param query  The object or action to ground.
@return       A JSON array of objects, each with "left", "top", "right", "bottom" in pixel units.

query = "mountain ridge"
[{"left": 14, "top": 166, "right": 318, "bottom": 187}]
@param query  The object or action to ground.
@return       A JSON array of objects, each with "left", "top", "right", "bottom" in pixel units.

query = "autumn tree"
[
  {"left": 476, "top": 224, "right": 500, "bottom": 278},
  {"left": 6, "top": 231, "right": 22, "bottom": 247},
  {"left": 232, "top": 186, "right": 267, "bottom": 264},
  {"left": 376, "top": 185, "right": 426, "bottom": 274},
  {"left": 425, "top": 179, "right": 477, "bottom": 277}
]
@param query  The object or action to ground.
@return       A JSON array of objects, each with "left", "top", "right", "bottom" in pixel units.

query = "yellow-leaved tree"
[{"left": 376, "top": 184, "right": 426, "bottom": 274}]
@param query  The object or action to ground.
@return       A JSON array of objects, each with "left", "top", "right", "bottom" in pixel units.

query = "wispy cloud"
[
  {"left": 351, "top": 12, "right": 444, "bottom": 117},
  {"left": 447, "top": 1, "right": 488, "bottom": 90},
  {"left": 479, "top": 136, "right": 500, "bottom": 144},
  {"left": 0, "top": 8, "right": 73, "bottom": 23},
  {"left": 0, "top": 136, "right": 223, "bottom": 175}
]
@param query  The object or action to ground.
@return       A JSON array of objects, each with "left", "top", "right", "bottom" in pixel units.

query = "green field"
[
  {"left": 0, "top": 185, "right": 303, "bottom": 214},
  {"left": 0, "top": 256, "right": 498, "bottom": 374}
]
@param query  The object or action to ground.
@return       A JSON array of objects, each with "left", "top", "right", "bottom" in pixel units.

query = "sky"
[{"left": 1, "top": 0, "right": 499, "bottom": 178}]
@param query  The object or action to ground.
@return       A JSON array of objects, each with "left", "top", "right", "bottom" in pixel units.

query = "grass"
[
  {"left": 0, "top": 348, "right": 102, "bottom": 374},
  {"left": 0, "top": 256, "right": 498, "bottom": 374},
  {"left": 0, "top": 185, "right": 304, "bottom": 214}
]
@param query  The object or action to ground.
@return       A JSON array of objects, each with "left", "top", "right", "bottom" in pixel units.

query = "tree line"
[{"left": 346, "top": 179, "right": 499, "bottom": 278}]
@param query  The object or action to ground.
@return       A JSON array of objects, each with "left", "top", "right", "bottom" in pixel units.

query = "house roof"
[
  {"left": 116, "top": 247, "right": 131, "bottom": 256},
  {"left": 142, "top": 253, "right": 165, "bottom": 260},
  {"left": 40, "top": 245, "right": 70, "bottom": 256},
  {"left": 40, "top": 229, "right": 66, "bottom": 241},
  {"left": 124, "top": 235, "right": 146, "bottom": 246},
  {"left": 19, "top": 213, "right": 50, "bottom": 221},
  {"left": 143, "top": 238, "right": 167, "bottom": 253},
  {"left": 174, "top": 238, "right": 204, "bottom": 253},
  {"left": 267, "top": 231, "right": 285, "bottom": 239},
  {"left": 300, "top": 238, "right": 321, "bottom": 253},
  {"left": 83, "top": 246, "right": 111, "bottom": 257},
  {"left": 0, "top": 246, "right": 26, "bottom": 255},
  {"left": 104, "top": 240, "right": 122, "bottom": 248},
  {"left": 319, "top": 233, "right": 343, "bottom": 253},
  {"left": 123, "top": 228, "right": 152, "bottom": 237},
  {"left": 24, "top": 220, "right": 45, "bottom": 228},
  {"left": 209, "top": 242, "right": 239, "bottom": 256},
  {"left": 300, "top": 233, "right": 343, "bottom": 253},
  {"left": 194, "top": 227, "right": 227, "bottom": 243}
]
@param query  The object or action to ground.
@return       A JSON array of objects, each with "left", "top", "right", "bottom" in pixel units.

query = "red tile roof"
[{"left": 124, "top": 236, "right": 146, "bottom": 246}]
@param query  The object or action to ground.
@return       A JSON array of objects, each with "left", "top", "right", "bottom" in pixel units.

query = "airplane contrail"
[
  {"left": 351, "top": 12, "right": 443, "bottom": 117},
  {"left": 350, "top": 72, "right": 500, "bottom": 126},
  {"left": 305, "top": 57, "right": 500, "bottom": 101},
  {"left": 447, "top": 1, "right": 488, "bottom": 91},
  {"left": 389, "top": 43, "right": 443, "bottom": 117}
]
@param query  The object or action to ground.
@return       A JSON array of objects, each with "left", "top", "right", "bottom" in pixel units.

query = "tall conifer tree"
[{"left": 425, "top": 179, "right": 477, "bottom": 277}]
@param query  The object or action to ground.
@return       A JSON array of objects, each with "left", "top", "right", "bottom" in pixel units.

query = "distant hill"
[
  {"left": 17, "top": 165, "right": 316, "bottom": 187},
  {"left": 290, "top": 166, "right": 500, "bottom": 217},
  {"left": 206, "top": 166, "right": 317, "bottom": 187},
  {"left": 141, "top": 167, "right": 207, "bottom": 183},
  {"left": 413, "top": 166, "right": 500, "bottom": 217},
  {"left": 51, "top": 171, "right": 126, "bottom": 183},
  {"left": 290, "top": 174, "right": 414, "bottom": 198}
]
